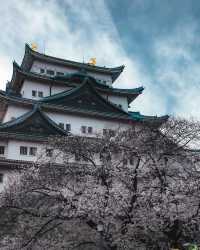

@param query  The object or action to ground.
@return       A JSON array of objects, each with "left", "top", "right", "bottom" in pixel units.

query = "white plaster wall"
[
  {"left": 5, "top": 139, "right": 73, "bottom": 164},
  {"left": 20, "top": 80, "right": 70, "bottom": 100},
  {"left": 101, "top": 94, "right": 128, "bottom": 111},
  {"left": 7, "top": 140, "right": 44, "bottom": 161},
  {"left": 3, "top": 105, "right": 30, "bottom": 123},
  {"left": 47, "top": 111, "right": 130, "bottom": 136},
  {"left": 31, "top": 61, "right": 113, "bottom": 85},
  {"left": 2, "top": 101, "right": 129, "bottom": 134},
  {"left": 89, "top": 71, "right": 112, "bottom": 86}
]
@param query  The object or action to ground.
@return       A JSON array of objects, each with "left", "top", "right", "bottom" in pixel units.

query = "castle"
[{"left": 0, "top": 44, "right": 168, "bottom": 189}]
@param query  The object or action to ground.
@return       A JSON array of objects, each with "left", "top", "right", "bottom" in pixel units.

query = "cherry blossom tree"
[{"left": 0, "top": 118, "right": 200, "bottom": 250}]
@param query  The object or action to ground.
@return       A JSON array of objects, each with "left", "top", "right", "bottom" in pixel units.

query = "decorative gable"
[
  {"left": 0, "top": 105, "right": 67, "bottom": 137},
  {"left": 41, "top": 78, "right": 129, "bottom": 117}
]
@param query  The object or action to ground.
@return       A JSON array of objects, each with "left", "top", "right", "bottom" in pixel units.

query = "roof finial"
[
  {"left": 88, "top": 58, "right": 96, "bottom": 66},
  {"left": 31, "top": 43, "right": 37, "bottom": 51}
]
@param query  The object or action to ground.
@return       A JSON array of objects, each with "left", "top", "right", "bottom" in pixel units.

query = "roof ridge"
[
  {"left": 25, "top": 43, "right": 125, "bottom": 71},
  {"left": 41, "top": 77, "right": 129, "bottom": 116},
  {"left": 21, "top": 44, "right": 124, "bottom": 82}
]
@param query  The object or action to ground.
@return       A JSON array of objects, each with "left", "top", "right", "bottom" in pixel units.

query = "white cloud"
[
  {"left": 0, "top": 0, "right": 169, "bottom": 117},
  {"left": 153, "top": 22, "right": 200, "bottom": 119}
]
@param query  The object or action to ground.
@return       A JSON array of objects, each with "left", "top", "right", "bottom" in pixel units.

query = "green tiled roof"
[
  {"left": 8, "top": 62, "right": 143, "bottom": 104},
  {"left": 128, "top": 111, "right": 169, "bottom": 123},
  {"left": 8, "top": 61, "right": 75, "bottom": 94},
  {"left": 21, "top": 44, "right": 124, "bottom": 82},
  {"left": 40, "top": 77, "right": 130, "bottom": 118},
  {"left": 0, "top": 91, "right": 130, "bottom": 121},
  {"left": 0, "top": 104, "right": 68, "bottom": 139}
]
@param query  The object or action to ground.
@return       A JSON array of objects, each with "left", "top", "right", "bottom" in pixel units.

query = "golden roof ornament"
[
  {"left": 31, "top": 43, "right": 37, "bottom": 51},
  {"left": 88, "top": 58, "right": 96, "bottom": 66}
]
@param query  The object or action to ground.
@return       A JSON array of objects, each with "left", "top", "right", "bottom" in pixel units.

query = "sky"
[{"left": 0, "top": 0, "right": 200, "bottom": 119}]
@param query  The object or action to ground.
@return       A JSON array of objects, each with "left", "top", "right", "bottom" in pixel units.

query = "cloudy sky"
[{"left": 0, "top": 0, "right": 200, "bottom": 118}]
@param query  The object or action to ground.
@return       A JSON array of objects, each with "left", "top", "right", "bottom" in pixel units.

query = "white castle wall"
[
  {"left": 102, "top": 94, "right": 128, "bottom": 112},
  {"left": 31, "top": 60, "right": 113, "bottom": 86},
  {"left": 2, "top": 103, "right": 130, "bottom": 135},
  {"left": 20, "top": 79, "right": 71, "bottom": 99},
  {"left": 47, "top": 111, "right": 130, "bottom": 136},
  {"left": 7, "top": 140, "right": 43, "bottom": 161},
  {"left": 19, "top": 79, "right": 128, "bottom": 112},
  {"left": 3, "top": 105, "right": 30, "bottom": 123}
]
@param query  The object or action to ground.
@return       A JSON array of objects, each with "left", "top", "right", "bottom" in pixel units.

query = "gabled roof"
[
  {"left": 8, "top": 62, "right": 74, "bottom": 94},
  {"left": 0, "top": 104, "right": 68, "bottom": 140},
  {"left": 0, "top": 90, "right": 130, "bottom": 122},
  {"left": 0, "top": 88, "right": 169, "bottom": 125},
  {"left": 21, "top": 44, "right": 124, "bottom": 82},
  {"left": 40, "top": 77, "right": 130, "bottom": 119},
  {"left": 8, "top": 63, "right": 143, "bottom": 104}
]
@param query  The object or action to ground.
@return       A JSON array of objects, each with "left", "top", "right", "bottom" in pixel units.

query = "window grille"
[
  {"left": 32, "top": 90, "right": 37, "bottom": 97},
  {"left": 66, "top": 124, "right": 71, "bottom": 132},
  {"left": 29, "top": 147, "right": 37, "bottom": 156},
  {"left": 20, "top": 146, "right": 28, "bottom": 155},
  {"left": 88, "top": 127, "right": 93, "bottom": 134},
  {"left": 38, "top": 91, "right": 43, "bottom": 98},
  {"left": 46, "top": 70, "right": 55, "bottom": 75},
  {"left": 0, "top": 146, "right": 5, "bottom": 155},
  {"left": 81, "top": 126, "right": 86, "bottom": 134},
  {"left": 0, "top": 173, "right": 3, "bottom": 183}
]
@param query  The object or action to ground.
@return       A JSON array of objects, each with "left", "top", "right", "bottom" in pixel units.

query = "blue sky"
[{"left": 0, "top": 0, "right": 200, "bottom": 118}]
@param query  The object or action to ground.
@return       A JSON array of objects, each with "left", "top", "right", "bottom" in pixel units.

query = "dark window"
[
  {"left": 46, "top": 149, "right": 53, "bottom": 157},
  {"left": 32, "top": 90, "right": 37, "bottom": 97},
  {"left": 46, "top": 70, "right": 55, "bottom": 75},
  {"left": 56, "top": 72, "right": 64, "bottom": 76},
  {"left": 81, "top": 126, "right": 86, "bottom": 134},
  {"left": 29, "top": 147, "right": 37, "bottom": 156},
  {"left": 88, "top": 127, "right": 93, "bottom": 134},
  {"left": 118, "top": 104, "right": 122, "bottom": 109},
  {"left": 40, "top": 68, "right": 45, "bottom": 74},
  {"left": 11, "top": 117, "right": 16, "bottom": 121},
  {"left": 0, "top": 146, "right": 5, "bottom": 155},
  {"left": 0, "top": 173, "right": 3, "bottom": 183},
  {"left": 58, "top": 123, "right": 64, "bottom": 129},
  {"left": 38, "top": 91, "right": 43, "bottom": 98},
  {"left": 20, "top": 146, "right": 27, "bottom": 155},
  {"left": 66, "top": 124, "right": 71, "bottom": 132}
]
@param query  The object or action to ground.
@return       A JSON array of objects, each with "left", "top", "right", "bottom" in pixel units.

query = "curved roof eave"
[
  {"left": 0, "top": 92, "right": 131, "bottom": 122},
  {"left": 0, "top": 104, "right": 68, "bottom": 136},
  {"left": 21, "top": 44, "right": 124, "bottom": 82},
  {"left": 128, "top": 111, "right": 169, "bottom": 125},
  {"left": 40, "top": 77, "right": 129, "bottom": 116},
  {"left": 10, "top": 62, "right": 75, "bottom": 92}
]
